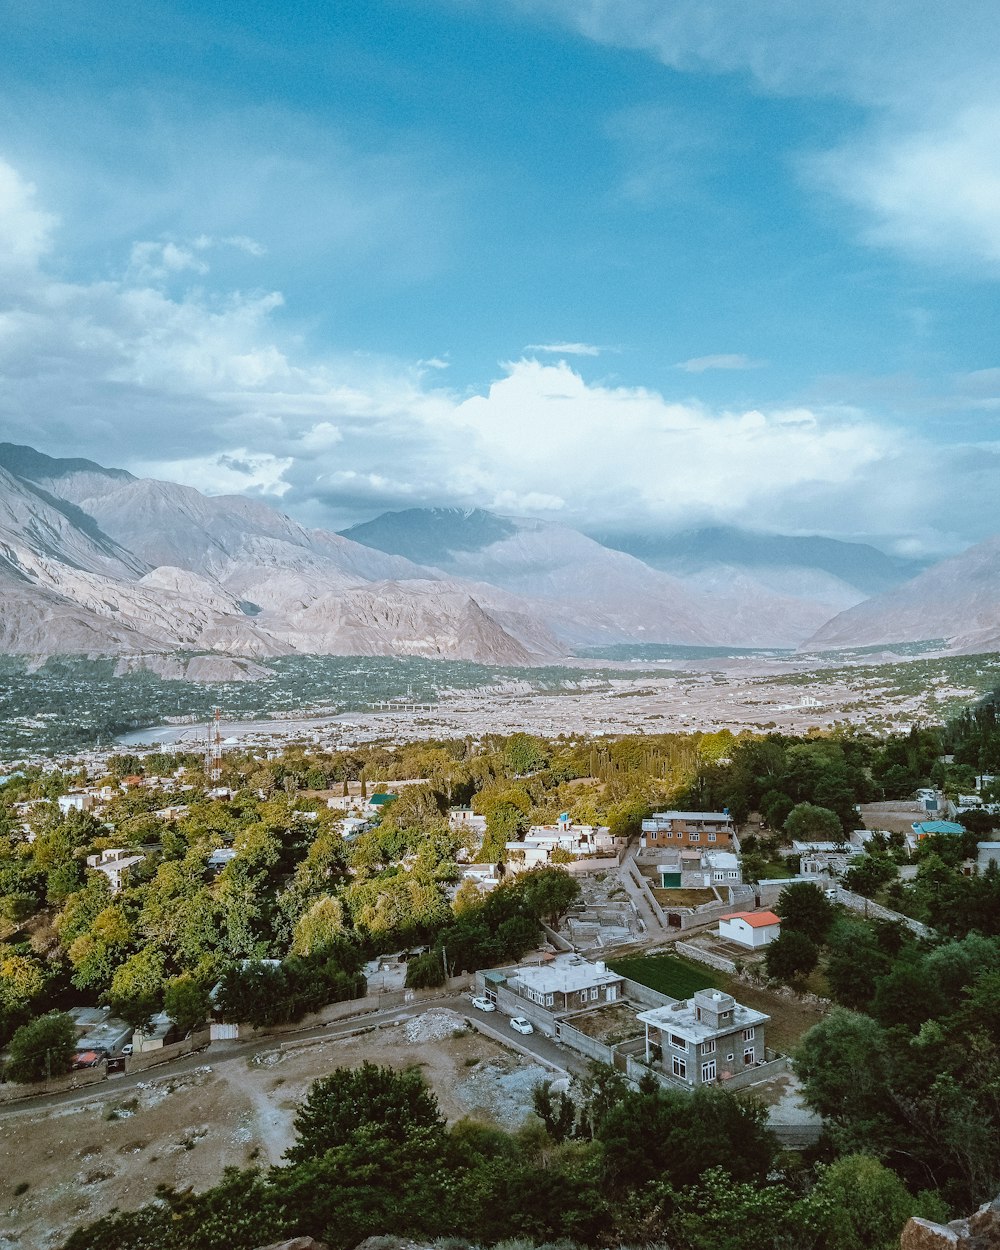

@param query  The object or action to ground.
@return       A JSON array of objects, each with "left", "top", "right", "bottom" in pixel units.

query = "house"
[
  {"left": 58, "top": 791, "right": 96, "bottom": 816},
  {"left": 367, "top": 792, "right": 397, "bottom": 815},
  {"left": 912, "top": 820, "right": 966, "bottom": 839},
  {"left": 507, "top": 815, "right": 624, "bottom": 868},
  {"left": 977, "top": 842, "right": 1000, "bottom": 873},
  {"left": 459, "top": 862, "right": 503, "bottom": 892},
  {"left": 207, "top": 847, "right": 238, "bottom": 871},
  {"left": 636, "top": 989, "right": 769, "bottom": 1086},
  {"left": 68, "top": 1006, "right": 132, "bottom": 1056},
  {"left": 132, "top": 1011, "right": 177, "bottom": 1053},
  {"left": 508, "top": 955, "right": 624, "bottom": 1012},
  {"left": 449, "top": 806, "right": 488, "bottom": 835},
  {"left": 86, "top": 848, "right": 145, "bottom": 893},
  {"left": 657, "top": 849, "right": 742, "bottom": 889},
  {"left": 719, "top": 911, "right": 781, "bottom": 948},
  {"left": 795, "top": 842, "right": 863, "bottom": 881},
  {"left": 641, "top": 811, "right": 738, "bottom": 851}
]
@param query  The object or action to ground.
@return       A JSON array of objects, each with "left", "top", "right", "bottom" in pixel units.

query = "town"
[{"left": 1, "top": 703, "right": 999, "bottom": 1248}]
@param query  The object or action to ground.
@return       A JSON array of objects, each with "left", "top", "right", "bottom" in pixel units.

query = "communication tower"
[{"left": 207, "top": 708, "right": 224, "bottom": 783}]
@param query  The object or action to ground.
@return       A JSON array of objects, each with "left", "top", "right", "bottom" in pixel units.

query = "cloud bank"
[{"left": 0, "top": 154, "right": 995, "bottom": 555}]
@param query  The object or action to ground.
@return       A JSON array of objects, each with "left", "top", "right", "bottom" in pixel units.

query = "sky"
[{"left": 1, "top": 0, "right": 999, "bottom": 558}]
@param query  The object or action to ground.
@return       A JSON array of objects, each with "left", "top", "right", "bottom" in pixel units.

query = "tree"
[
  {"left": 6, "top": 1011, "right": 77, "bottom": 1083},
  {"left": 518, "top": 866, "right": 581, "bottom": 926},
  {"left": 824, "top": 918, "right": 891, "bottom": 1010},
  {"left": 163, "top": 974, "right": 211, "bottom": 1034},
  {"left": 764, "top": 929, "right": 818, "bottom": 983},
  {"left": 291, "top": 896, "right": 346, "bottom": 956},
  {"left": 108, "top": 946, "right": 165, "bottom": 1030},
  {"left": 811, "top": 1154, "right": 941, "bottom": 1250},
  {"left": 775, "top": 881, "right": 836, "bottom": 944},
  {"left": 842, "top": 853, "right": 898, "bottom": 898},
  {"left": 784, "top": 802, "right": 844, "bottom": 843},
  {"left": 287, "top": 1062, "right": 444, "bottom": 1164}
]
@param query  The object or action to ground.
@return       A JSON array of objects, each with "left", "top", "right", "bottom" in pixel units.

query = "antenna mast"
[{"left": 207, "top": 707, "right": 224, "bottom": 784}]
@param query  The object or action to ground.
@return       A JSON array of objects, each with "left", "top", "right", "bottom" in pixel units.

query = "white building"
[
  {"left": 657, "top": 849, "right": 741, "bottom": 889},
  {"left": 86, "top": 848, "right": 145, "bottom": 893},
  {"left": 58, "top": 791, "right": 96, "bottom": 816},
  {"left": 509, "top": 955, "right": 624, "bottom": 1011},
  {"left": 718, "top": 910, "right": 781, "bottom": 948},
  {"left": 507, "top": 814, "right": 623, "bottom": 868}
]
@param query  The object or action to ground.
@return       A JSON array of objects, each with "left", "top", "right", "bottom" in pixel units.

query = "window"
[
  {"left": 590, "top": 988, "right": 599, "bottom": 1000},
  {"left": 580, "top": 991, "right": 588, "bottom": 1004},
  {"left": 669, "top": 1033, "right": 687, "bottom": 1050},
  {"left": 672, "top": 1056, "right": 687, "bottom": 1079},
  {"left": 743, "top": 1027, "right": 755, "bottom": 1041},
  {"left": 702, "top": 1039, "right": 716, "bottom": 1054},
  {"left": 744, "top": 1048, "right": 755, "bottom": 1066},
  {"left": 701, "top": 1060, "right": 716, "bottom": 1082},
  {"left": 689, "top": 832, "right": 700, "bottom": 842},
  {"left": 545, "top": 994, "right": 553, "bottom": 1007},
  {"left": 707, "top": 832, "right": 717, "bottom": 842},
  {"left": 726, "top": 1054, "right": 735, "bottom": 1062}
]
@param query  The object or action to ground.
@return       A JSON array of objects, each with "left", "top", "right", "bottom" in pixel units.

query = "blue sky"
[{"left": 1, "top": 0, "right": 998, "bottom": 556}]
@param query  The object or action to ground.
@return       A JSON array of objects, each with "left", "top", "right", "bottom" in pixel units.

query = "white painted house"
[{"left": 718, "top": 910, "right": 781, "bottom": 948}]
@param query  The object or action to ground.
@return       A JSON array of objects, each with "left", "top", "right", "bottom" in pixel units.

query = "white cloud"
[
  {"left": 520, "top": 0, "right": 1000, "bottom": 268},
  {"left": 0, "top": 153, "right": 993, "bottom": 551},
  {"left": 0, "top": 161, "right": 57, "bottom": 272},
  {"left": 524, "top": 342, "right": 605, "bottom": 356},
  {"left": 676, "top": 354, "right": 765, "bottom": 373},
  {"left": 810, "top": 104, "right": 1000, "bottom": 265},
  {"left": 133, "top": 450, "right": 294, "bottom": 497}
]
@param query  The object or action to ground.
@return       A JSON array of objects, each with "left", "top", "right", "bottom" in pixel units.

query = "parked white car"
[
  {"left": 509, "top": 1016, "right": 534, "bottom": 1035},
  {"left": 470, "top": 995, "right": 496, "bottom": 1012}
]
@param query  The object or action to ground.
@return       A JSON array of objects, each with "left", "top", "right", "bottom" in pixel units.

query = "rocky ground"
[{"left": 0, "top": 1011, "right": 545, "bottom": 1250}]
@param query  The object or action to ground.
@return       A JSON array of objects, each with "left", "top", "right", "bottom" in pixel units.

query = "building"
[
  {"left": 507, "top": 815, "right": 623, "bottom": 868},
  {"left": 507, "top": 955, "right": 624, "bottom": 1012},
  {"left": 636, "top": 989, "right": 769, "bottom": 1086},
  {"left": 58, "top": 791, "right": 96, "bottom": 816},
  {"left": 68, "top": 1006, "right": 132, "bottom": 1056},
  {"left": 449, "top": 806, "right": 488, "bottom": 835},
  {"left": 86, "top": 848, "right": 145, "bottom": 893},
  {"left": 912, "top": 820, "right": 966, "bottom": 840},
  {"left": 207, "top": 847, "right": 238, "bottom": 871},
  {"left": 794, "top": 842, "right": 863, "bottom": 881},
  {"left": 132, "top": 1011, "right": 177, "bottom": 1053},
  {"left": 977, "top": 842, "right": 1000, "bottom": 873},
  {"left": 641, "top": 811, "right": 737, "bottom": 851},
  {"left": 657, "top": 849, "right": 742, "bottom": 889},
  {"left": 718, "top": 911, "right": 781, "bottom": 948}
]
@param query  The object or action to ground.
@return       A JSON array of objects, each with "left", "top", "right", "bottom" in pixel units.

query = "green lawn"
[{"left": 608, "top": 953, "right": 721, "bottom": 1000}]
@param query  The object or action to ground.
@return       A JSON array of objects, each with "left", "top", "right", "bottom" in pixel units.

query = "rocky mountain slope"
[
  {"left": 0, "top": 446, "right": 553, "bottom": 665},
  {"left": 803, "top": 534, "right": 1000, "bottom": 651}
]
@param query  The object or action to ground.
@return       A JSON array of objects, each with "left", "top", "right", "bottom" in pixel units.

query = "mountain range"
[{"left": 0, "top": 442, "right": 994, "bottom": 672}]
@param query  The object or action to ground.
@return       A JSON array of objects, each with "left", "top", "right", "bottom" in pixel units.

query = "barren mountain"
[
  {"left": 803, "top": 535, "right": 1000, "bottom": 651},
  {"left": 0, "top": 446, "right": 560, "bottom": 664},
  {"left": 342, "top": 508, "right": 846, "bottom": 647}
]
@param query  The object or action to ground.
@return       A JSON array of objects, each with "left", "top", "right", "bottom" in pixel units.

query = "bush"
[{"left": 6, "top": 1011, "right": 77, "bottom": 1083}]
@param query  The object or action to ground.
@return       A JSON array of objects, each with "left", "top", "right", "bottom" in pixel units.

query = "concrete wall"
[
  {"left": 125, "top": 1028, "right": 211, "bottom": 1074},
  {"left": 624, "top": 859, "right": 669, "bottom": 927},
  {"left": 540, "top": 920, "right": 574, "bottom": 952},
  {"left": 241, "top": 974, "right": 474, "bottom": 1039},
  {"left": 618, "top": 976, "right": 677, "bottom": 1010},
  {"left": 719, "top": 1053, "right": 790, "bottom": 1090},
  {"left": 552, "top": 1019, "right": 615, "bottom": 1065},
  {"left": 837, "top": 889, "right": 934, "bottom": 938},
  {"left": 674, "top": 939, "right": 737, "bottom": 975},
  {"left": 0, "top": 1062, "right": 106, "bottom": 1104}
]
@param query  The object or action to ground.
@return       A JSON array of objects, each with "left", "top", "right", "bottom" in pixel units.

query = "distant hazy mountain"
[
  {"left": 341, "top": 508, "right": 855, "bottom": 648},
  {"left": 0, "top": 446, "right": 557, "bottom": 666},
  {"left": 803, "top": 535, "right": 1000, "bottom": 652},
  {"left": 598, "top": 526, "right": 924, "bottom": 597}
]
